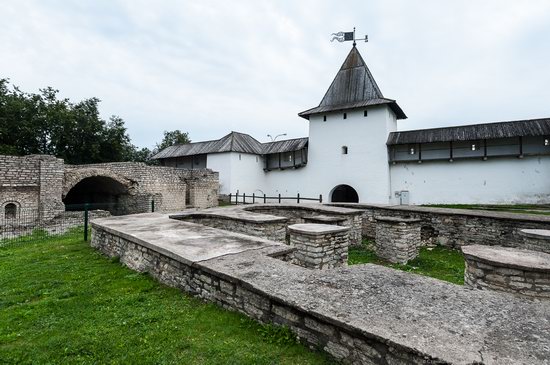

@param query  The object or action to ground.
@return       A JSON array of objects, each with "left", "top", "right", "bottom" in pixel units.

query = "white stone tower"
[{"left": 298, "top": 45, "right": 407, "bottom": 203}]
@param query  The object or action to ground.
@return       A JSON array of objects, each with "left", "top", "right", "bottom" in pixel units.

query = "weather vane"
[{"left": 330, "top": 27, "right": 368, "bottom": 46}]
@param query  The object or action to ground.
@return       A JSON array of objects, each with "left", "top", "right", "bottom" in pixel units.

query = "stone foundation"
[
  {"left": 288, "top": 224, "right": 349, "bottom": 269},
  {"left": 374, "top": 216, "right": 421, "bottom": 264},
  {"left": 520, "top": 229, "right": 550, "bottom": 254},
  {"left": 329, "top": 203, "right": 550, "bottom": 250},
  {"left": 89, "top": 214, "right": 550, "bottom": 364},
  {"left": 463, "top": 245, "right": 550, "bottom": 299},
  {"left": 175, "top": 214, "right": 287, "bottom": 243}
]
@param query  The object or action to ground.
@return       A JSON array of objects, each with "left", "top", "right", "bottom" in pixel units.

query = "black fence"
[
  {"left": 228, "top": 192, "right": 322, "bottom": 205},
  {"left": 0, "top": 200, "right": 156, "bottom": 248}
]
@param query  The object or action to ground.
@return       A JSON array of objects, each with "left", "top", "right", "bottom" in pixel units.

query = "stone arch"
[
  {"left": 2, "top": 201, "right": 21, "bottom": 220},
  {"left": 63, "top": 169, "right": 137, "bottom": 213},
  {"left": 63, "top": 168, "right": 135, "bottom": 198},
  {"left": 330, "top": 184, "right": 359, "bottom": 203}
]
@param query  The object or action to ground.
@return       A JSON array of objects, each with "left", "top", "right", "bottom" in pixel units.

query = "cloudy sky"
[{"left": 2, "top": 1, "right": 550, "bottom": 148}]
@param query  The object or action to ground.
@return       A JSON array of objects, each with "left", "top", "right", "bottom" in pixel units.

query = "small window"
[
  {"left": 545, "top": 138, "right": 549, "bottom": 146},
  {"left": 5, "top": 203, "right": 17, "bottom": 219},
  {"left": 343, "top": 113, "right": 347, "bottom": 119},
  {"left": 283, "top": 153, "right": 293, "bottom": 162},
  {"left": 256, "top": 156, "right": 258, "bottom": 162},
  {"left": 363, "top": 110, "right": 368, "bottom": 117},
  {"left": 342, "top": 146, "right": 348, "bottom": 155},
  {"left": 239, "top": 154, "right": 242, "bottom": 160},
  {"left": 471, "top": 143, "right": 477, "bottom": 151},
  {"left": 323, "top": 115, "right": 327, "bottom": 122}
]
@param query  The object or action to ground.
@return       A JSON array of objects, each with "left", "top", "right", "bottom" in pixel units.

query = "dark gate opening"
[
  {"left": 63, "top": 176, "right": 128, "bottom": 214},
  {"left": 331, "top": 184, "right": 359, "bottom": 203}
]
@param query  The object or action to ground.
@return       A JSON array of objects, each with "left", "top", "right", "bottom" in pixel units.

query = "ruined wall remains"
[
  {"left": 1, "top": 154, "right": 219, "bottom": 222},
  {"left": 330, "top": 203, "right": 550, "bottom": 249},
  {"left": 0, "top": 155, "right": 64, "bottom": 220}
]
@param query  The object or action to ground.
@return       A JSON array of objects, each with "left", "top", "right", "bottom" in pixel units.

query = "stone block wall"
[
  {"left": 90, "top": 225, "right": 441, "bottom": 364},
  {"left": 330, "top": 203, "right": 550, "bottom": 250},
  {"left": 67, "top": 162, "right": 219, "bottom": 212},
  {"left": 176, "top": 215, "right": 287, "bottom": 243},
  {"left": 244, "top": 206, "right": 362, "bottom": 246},
  {"left": 183, "top": 169, "right": 219, "bottom": 209},
  {"left": 0, "top": 155, "right": 63, "bottom": 221},
  {"left": 288, "top": 224, "right": 349, "bottom": 269},
  {"left": 520, "top": 229, "right": 550, "bottom": 254},
  {"left": 375, "top": 216, "right": 421, "bottom": 264},
  {"left": 463, "top": 245, "right": 550, "bottom": 299}
]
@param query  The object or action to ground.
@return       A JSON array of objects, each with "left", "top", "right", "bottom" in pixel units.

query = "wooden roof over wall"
[{"left": 387, "top": 118, "right": 550, "bottom": 145}]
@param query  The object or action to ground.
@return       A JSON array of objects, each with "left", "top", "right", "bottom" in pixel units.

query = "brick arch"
[{"left": 63, "top": 168, "right": 136, "bottom": 198}]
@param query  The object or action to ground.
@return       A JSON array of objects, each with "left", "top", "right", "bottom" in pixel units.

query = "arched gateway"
[
  {"left": 330, "top": 184, "right": 359, "bottom": 203},
  {"left": 63, "top": 168, "right": 135, "bottom": 214}
]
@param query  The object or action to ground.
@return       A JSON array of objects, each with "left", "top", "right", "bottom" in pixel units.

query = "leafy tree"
[
  {"left": 155, "top": 130, "right": 191, "bottom": 151},
  {"left": 0, "top": 79, "right": 192, "bottom": 165}
]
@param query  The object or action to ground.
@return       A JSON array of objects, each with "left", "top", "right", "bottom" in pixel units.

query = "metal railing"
[
  {"left": 0, "top": 199, "right": 156, "bottom": 248},
  {"left": 228, "top": 192, "right": 322, "bottom": 205}
]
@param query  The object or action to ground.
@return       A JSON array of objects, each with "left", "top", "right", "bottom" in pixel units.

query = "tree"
[
  {"left": 155, "top": 130, "right": 191, "bottom": 152},
  {"left": 0, "top": 79, "right": 138, "bottom": 164}
]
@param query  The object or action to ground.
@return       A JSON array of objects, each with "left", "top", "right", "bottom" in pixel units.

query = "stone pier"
[
  {"left": 374, "top": 216, "right": 421, "bottom": 264},
  {"left": 520, "top": 229, "right": 550, "bottom": 254},
  {"left": 288, "top": 223, "right": 349, "bottom": 270},
  {"left": 463, "top": 245, "right": 550, "bottom": 299}
]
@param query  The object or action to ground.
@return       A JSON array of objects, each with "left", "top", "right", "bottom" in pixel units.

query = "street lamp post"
[{"left": 267, "top": 133, "right": 287, "bottom": 142}]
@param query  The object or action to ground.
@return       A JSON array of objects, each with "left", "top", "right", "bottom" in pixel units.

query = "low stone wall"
[
  {"left": 174, "top": 214, "right": 287, "bottom": 243},
  {"left": 520, "top": 229, "right": 550, "bottom": 254},
  {"left": 90, "top": 214, "right": 550, "bottom": 364},
  {"left": 463, "top": 245, "right": 550, "bottom": 299},
  {"left": 375, "top": 216, "right": 421, "bottom": 264},
  {"left": 329, "top": 203, "right": 550, "bottom": 249},
  {"left": 244, "top": 205, "right": 363, "bottom": 246},
  {"left": 288, "top": 224, "right": 349, "bottom": 269}
]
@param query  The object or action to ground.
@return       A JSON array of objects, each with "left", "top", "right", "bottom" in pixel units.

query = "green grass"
[
  {"left": 0, "top": 233, "right": 332, "bottom": 364},
  {"left": 422, "top": 204, "right": 550, "bottom": 216},
  {"left": 348, "top": 240, "right": 465, "bottom": 285}
]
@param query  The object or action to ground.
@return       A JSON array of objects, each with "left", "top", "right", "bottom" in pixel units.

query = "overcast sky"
[{"left": 2, "top": 0, "right": 550, "bottom": 148}]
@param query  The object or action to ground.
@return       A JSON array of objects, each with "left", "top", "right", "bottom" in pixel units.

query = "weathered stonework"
[
  {"left": 89, "top": 214, "right": 550, "bottom": 364},
  {"left": 174, "top": 214, "right": 287, "bottom": 243},
  {"left": 288, "top": 223, "right": 349, "bottom": 269},
  {"left": 375, "top": 216, "right": 421, "bottom": 264},
  {"left": 463, "top": 245, "right": 550, "bottom": 299},
  {"left": 330, "top": 203, "right": 550, "bottom": 250},
  {"left": 244, "top": 205, "right": 363, "bottom": 246},
  {"left": 0, "top": 154, "right": 219, "bottom": 223},
  {"left": 0, "top": 155, "right": 64, "bottom": 220},
  {"left": 520, "top": 229, "right": 550, "bottom": 254}
]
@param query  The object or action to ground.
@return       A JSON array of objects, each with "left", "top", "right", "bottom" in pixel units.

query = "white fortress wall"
[{"left": 389, "top": 155, "right": 550, "bottom": 205}]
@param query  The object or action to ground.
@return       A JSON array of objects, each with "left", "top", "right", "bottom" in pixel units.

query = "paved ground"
[{"left": 93, "top": 213, "right": 550, "bottom": 364}]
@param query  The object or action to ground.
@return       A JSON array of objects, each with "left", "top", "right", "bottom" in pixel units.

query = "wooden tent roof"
[
  {"left": 152, "top": 132, "right": 308, "bottom": 159},
  {"left": 299, "top": 46, "right": 407, "bottom": 120},
  {"left": 387, "top": 118, "right": 550, "bottom": 145}
]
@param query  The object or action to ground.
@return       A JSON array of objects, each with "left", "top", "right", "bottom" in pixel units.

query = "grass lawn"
[
  {"left": 348, "top": 240, "right": 465, "bottom": 285},
  {"left": 422, "top": 204, "right": 550, "bottom": 216},
  {"left": 0, "top": 233, "right": 332, "bottom": 365}
]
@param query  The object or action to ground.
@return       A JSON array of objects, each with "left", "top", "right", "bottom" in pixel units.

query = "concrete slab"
[
  {"left": 462, "top": 245, "right": 550, "bottom": 272},
  {"left": 91, "top": 213, "right": 290, "bottom": 265}
]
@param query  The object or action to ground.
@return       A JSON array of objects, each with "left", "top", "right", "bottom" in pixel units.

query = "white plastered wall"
[{"left": 389, "top": 156, "right": 550, "bottom": 204}]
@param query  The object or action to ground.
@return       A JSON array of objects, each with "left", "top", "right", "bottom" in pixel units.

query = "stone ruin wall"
[
  {"left": 66, "top": 162, "right": 219, "bottom": 212},
  {"left": 0, "top": 155, "right": 64, "bottom": 220},
  {"left": 330, "top": 203, "right": 550, "bottom": 250},
  {"left": 1, "top": 155, "right": 219, "bottom": 222}
]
